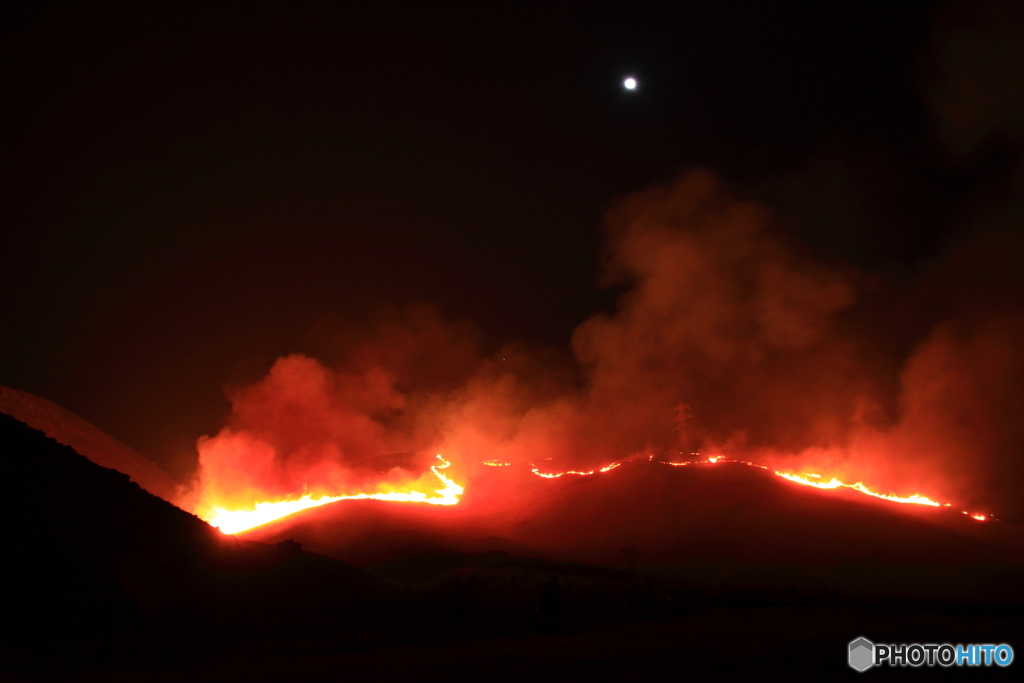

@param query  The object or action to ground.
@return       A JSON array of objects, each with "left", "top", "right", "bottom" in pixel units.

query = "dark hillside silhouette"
[
  {"left": 240, "top": 459, "right": 1024, "bottom": 602},
  {"left": 3, "top": 409, "right": 1023, "bottom": 680},
  {"left": 0, "top": 411, "right": 379, "bottom": 646},
  {"left": 0, "top": 384, "right": 179, "bottom": 503},
  {"left": 507, "top": 460, "right": 1024, "bottom": 600}
]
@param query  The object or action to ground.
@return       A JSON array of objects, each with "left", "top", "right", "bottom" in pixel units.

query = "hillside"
[
  {"left": 0, "top": 384, "right": 179, "bottom": 502},
  {"left": 4, "top": 409, "right": 1022, "bottom": 680},
  {"left": 0, "top": 411, "right": 379, "bottom": 645},
  {"left": 241, "top": 460, "right": 1024, "bottom": 601}
]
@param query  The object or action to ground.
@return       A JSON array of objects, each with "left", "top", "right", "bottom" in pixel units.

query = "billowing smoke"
[
  {"left": 189, "top": 1, "right": 1024, "bottom": 523},
  {"left": 187, "top": 168, "right": 1024, "bottom": 523},
  {"left": 751, "top": 319, "right": 1024, "bottom": 519},
  {"left": 185, "top": 308, "right": 485, "bottom": 517}
]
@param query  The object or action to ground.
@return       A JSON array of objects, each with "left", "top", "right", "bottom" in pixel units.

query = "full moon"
[{"left": 623, "top": 77, "right": 637, "bottom": 90}]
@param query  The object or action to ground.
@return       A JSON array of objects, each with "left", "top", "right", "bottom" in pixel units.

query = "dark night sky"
[{"left": 3, "top": 0, "right": 1019, "bottom": 480}]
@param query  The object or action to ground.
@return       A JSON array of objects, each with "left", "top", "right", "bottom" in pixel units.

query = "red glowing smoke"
[{"left": 187, "top": 170, "right": 1024, "bottom": 524}]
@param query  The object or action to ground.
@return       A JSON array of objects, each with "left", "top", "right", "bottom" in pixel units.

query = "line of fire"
[{"left": 202, "top": 451, "right": 992, "bottom": 536}]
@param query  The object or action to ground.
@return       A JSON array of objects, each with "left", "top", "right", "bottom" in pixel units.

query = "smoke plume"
[{"left": 189, "top": 2, "right": 1024, "bottom": 522}]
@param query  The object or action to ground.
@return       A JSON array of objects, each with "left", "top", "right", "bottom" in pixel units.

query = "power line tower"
[{"left": 672, "top": 403, "right": 693, "bottom": 455}]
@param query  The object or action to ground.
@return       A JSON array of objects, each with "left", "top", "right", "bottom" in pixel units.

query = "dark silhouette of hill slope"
[
  {"left": 4, "top": 411, "right": 1021, "bottom": 680},
  {"left": 239, "top": 495, "right": 534, "bottom": 567},
  {"left": 507, "top": 461, "right": 1024, "bottom": 599},
  {"left": 241, "top": 460, "right": 1024, "bottom": 601},
  {"left": 0, "top": 411, "right": 379, "bottom": 645},
  {"left": 0, "top": 384, "right": 178, "bottom": 503}
]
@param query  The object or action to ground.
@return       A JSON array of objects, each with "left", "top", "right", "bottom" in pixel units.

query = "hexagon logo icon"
[{"left": 849, "top": 637, "right": 874, "bottom": 672}]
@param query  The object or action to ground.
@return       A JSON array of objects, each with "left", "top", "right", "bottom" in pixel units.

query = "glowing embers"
[{"left": 207, "top": 455, "right": 464, "bottom": 535}]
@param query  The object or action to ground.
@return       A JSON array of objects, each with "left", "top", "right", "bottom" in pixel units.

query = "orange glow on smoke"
[
  {"left": 205, "top": 455, "right": 463, "bottom": 534},
  {"left": 187, "top": 172, "right": 1017, "bottom": 543}
]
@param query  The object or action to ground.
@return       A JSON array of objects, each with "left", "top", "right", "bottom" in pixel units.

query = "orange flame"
[
  {"left": 772, "top": 472, "right": 943, "bottom": 506},
  {"left": 527, "top": 452, "right": 956, "bottom": 510},
  {"left": 672, "top": 454, "right": 951, "bottom": 508},
  {"left": 524, "top": 451, "right": 985, "bottom": 521},
  {"left": 530, "top": 452, "right": 970, "bottom": 513},
  {"left": 529, "top": 462, "right": 623, "bottom": 479},
  {"left": 202, "top": 450, "right": 991, "bottom": 536},
  {"left": 206, "top": 455, "right": 463, "bottom": 534}
]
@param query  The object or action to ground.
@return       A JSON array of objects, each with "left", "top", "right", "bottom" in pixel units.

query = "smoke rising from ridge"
[
  {"left": 189, "top": 2, "right": 1024, "bottom": 522},
  {"left": 188, "top": 167, "right": 1024, "bottom": 522}
]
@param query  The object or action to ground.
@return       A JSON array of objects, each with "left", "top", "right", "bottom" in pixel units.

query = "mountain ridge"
[
  {"left": 0, "top": 384, "right": 179, "bottom": 502},
  {"left": 240, "top": 459, "right": 1024, "bottom": 601}
]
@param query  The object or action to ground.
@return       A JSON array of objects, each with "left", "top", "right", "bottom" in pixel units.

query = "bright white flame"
[{"left": 623, "top": 77, "right": 637, "bottom": 90}]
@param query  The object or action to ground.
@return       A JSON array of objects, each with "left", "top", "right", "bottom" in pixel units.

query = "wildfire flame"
[
  {"left": 772, "top": 472, "right": 943, "bottom": 506},
  {"left": 661, "top": 454, "right": 947, "bottom": 507},
  {"left": 202, "top": 450, "right": 990, "bottom": 535},
  {"left": 206, "top": 455, "right": 464, "bottom": 534},
  {"left": 529, "top": 462, "right": 623, "bottom": 479}
]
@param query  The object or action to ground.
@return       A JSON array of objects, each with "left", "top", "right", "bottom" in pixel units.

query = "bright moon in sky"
[{"left": 623, "top": 77, "right": 637, "bottom": 90}]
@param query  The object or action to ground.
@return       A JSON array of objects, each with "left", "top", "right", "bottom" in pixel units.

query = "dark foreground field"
[
  {"left": 3, "top": 411, "right": 1022, "bottom": 681},
  {"left": 5, "top": 598, "right": 1022, "bottom": 681}
]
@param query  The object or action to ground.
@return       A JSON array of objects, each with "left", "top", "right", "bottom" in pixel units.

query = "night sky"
[{"left": 3, "top": 0, "right": 1023, "bottom": 489}]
